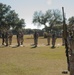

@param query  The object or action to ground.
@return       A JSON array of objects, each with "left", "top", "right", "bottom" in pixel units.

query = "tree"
[
  {"left": 15, "top": 19, "right": 25, "bottom": 31},
  {"left": 68, "top": 16, "right": 74, "bottom": 27},
  {"left": 32, "top": 11, "right": 45, "bottom": 26},
  {"left": 5, "top": 10, "right": 19, "bottom": 29},
  {"left": 48, "top": 9, "right": 62, "bottom": 30},
  {"left": 0, "top": 3, "right": 11, "bottom": 31},
  {"left": 0, "top": 3, "right": 25, "bottom": 32},
  {"left": 32, "top": 9, "right": 62, "bottom": 32},
  {"left": 32, "top": 10, "right": 52, "bottom": 32}
]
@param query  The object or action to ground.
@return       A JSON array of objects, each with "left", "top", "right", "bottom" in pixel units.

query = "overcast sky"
[{"left": 0, "top": 0, "right": 74, "bottom": 29}]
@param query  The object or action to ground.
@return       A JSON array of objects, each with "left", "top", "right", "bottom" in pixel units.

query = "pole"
[{"left": 62, "top": 7, "right": 70, "bottom": 71}]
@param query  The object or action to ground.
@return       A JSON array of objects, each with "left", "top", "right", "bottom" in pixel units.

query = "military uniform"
[
  {"left": 51, "top": 32, "right": 56, "bottom": 48},
  {"left": 17, "top": 32, "right": 21, "bottom": 46},
  {"left": 1, "top": 32, "right": 5, "bottom": 45},
  {"left": 4, "top": 31, "right": 8, "bottom": 46},
  {"left": 34, "top": 31, "right": 39, "bottom": 47},
  {"left": 8, "top": 31, "right": 13, "bottom": 45},
  {"left": 17, "top": 31, "right": 24, "bottom": 46},
  {"left": 47, "top": 32, "right": 51, "bottom": 45},
  {"left": 20, "top": 31, "right": 24, "bottom": 45}
]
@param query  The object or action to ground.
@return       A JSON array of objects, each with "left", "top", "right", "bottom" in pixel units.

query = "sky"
[{"left": 0, "top": 0, "right": 74, "bottom": 29}]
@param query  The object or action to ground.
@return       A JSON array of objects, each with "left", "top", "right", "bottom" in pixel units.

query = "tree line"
[{"left": 0, "top": 3, "right": 74, "bottom": 36}]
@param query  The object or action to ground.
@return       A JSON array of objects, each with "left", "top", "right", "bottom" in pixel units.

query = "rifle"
[{"left": 62, "top": 7, "right": 70, "bottom": 71}]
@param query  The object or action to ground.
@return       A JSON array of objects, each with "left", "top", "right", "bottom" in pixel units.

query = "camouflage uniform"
[
  {"left": 17, "top": 32, "right": 21, "bottom": 46},
  {"left": 51, "top": 32, "right": 56, "bottom": 48},
  {"left": 8, "top": 31, "right": 13, "bottom": 45},
  {"left": 4, "top": 31, "right": 8, "bottom": 46},
  {"left": 34, "top": 31, "right": 39, "bottom": 47},
  {"left": 47, "top": 32, "right": 51, "bottom": 45},
  {"left": 1, "top": 32, "right": 5, "bottom": 45},
  {"left": 20, "top": 31, "right": 24, "bottom": 45},
  {"left": 17, "top": 31, "right": 24, "bottom": 46}
]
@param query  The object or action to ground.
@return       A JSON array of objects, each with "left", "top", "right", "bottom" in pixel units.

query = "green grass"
[{"left": 0, "top": 46, "right": 69, "bottom": 75}]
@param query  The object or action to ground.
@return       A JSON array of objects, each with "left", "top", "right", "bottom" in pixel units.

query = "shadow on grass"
[
  {"left": 12, "top": 45, "right": 25, "bottom": 48},
  {"left": 51, "top": 46, "right": 56, "bottom": 49},
  {"left": 12, "top": 45, "right": 20, "bottom": 48},
  {"left": 30, "top": 46, "right": 37, "bottom": 49},
  {"left": 26, "top": 38, "right": 33, "bottom": 39}
]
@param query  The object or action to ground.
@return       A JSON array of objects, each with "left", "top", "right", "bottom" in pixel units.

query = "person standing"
[
  {"left": 17, "top": 31, "right": 21, "bottom": 46},
  {"left": 51, "top": 32, "right": 57, "bottom": 48},
  {"left": 5, "top": 31, "right": 8, "bottom": 46},
  {"left": 47, "top": 31, "right": 51, "bottom": 45},
  {"left": 20, "top": 31, "right": 24, "bottom": 45},
  {"left": 17, "top": 30, "right": 24, "bottom": 46},
  {"left": 34, "top": 31, "right": 39, "bottom": 47},
  {"left": 1, "top": 31, "right": 5, "bottom": 45},
  {"left": 8, "top": 31, "right": 13, "bottom": 45}
]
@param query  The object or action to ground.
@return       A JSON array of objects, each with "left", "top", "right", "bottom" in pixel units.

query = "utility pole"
[
  {"left": 62, "top": 7, "right": 70, "bottom": 73},
  {"left": 62, "top": 7, "right": 74, "bottom": 75}
]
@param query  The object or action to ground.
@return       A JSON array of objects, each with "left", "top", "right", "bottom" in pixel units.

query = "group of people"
[
  {"left": 1, "top": 30, "right": 13, "bottom": 46},
  {"left": 33, "top": 31, "right": 57, "bottom": 48},
  {"left": 47, "top": 31, "right": 57, "bottom": 48},
  {"left": 1, "top": 30, "right": 57, "bottom": 48},
  {"left": 1, "top": 30, "right": 24, "bottom": 47}
]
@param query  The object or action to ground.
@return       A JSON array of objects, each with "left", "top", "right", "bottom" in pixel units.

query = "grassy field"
[{"left": 0, "top": 35, "right": 69, "bottom": 75}]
